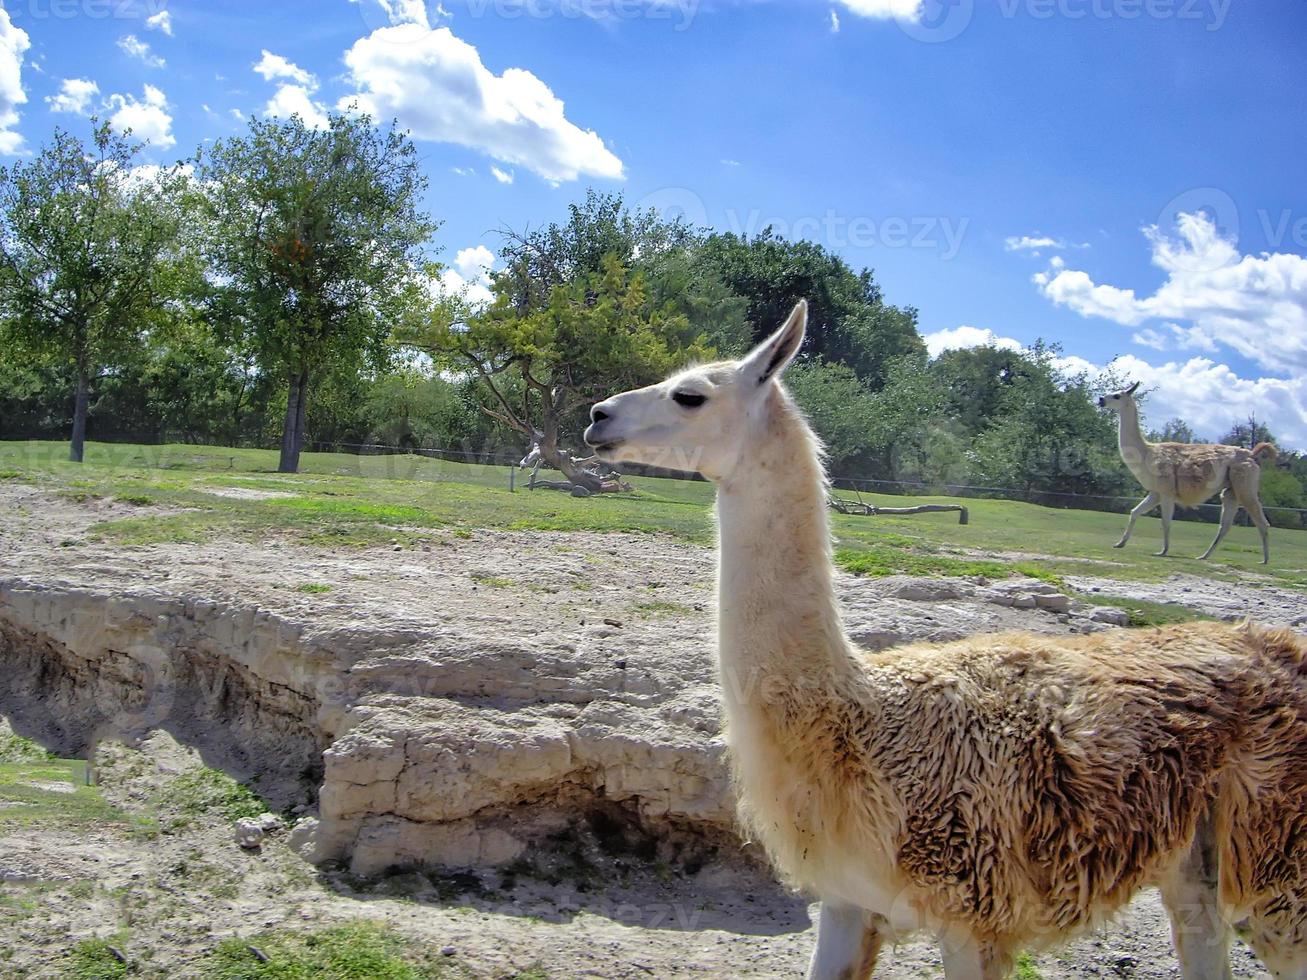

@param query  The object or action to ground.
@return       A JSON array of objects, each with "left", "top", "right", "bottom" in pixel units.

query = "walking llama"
[
  {"left": 1100, "top": 382, "right": 1277, "bottom": 563},
  {"left": 584, "top": 302, "right": 1307, "bottom": 980}
]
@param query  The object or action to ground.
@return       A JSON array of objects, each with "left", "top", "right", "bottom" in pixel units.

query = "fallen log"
[{"left": 829, "top": 497, "right": 969, "bottom": 525}]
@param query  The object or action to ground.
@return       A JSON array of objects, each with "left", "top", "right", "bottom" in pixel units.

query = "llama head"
[
  {"left": 1097, "top": 381, "right": 1141, "bottom": 411},
  {"left": 584, "top": 300, "right": 808, "bottom": 482}
]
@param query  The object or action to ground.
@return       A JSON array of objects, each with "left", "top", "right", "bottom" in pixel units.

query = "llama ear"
[
  {"left": 1126, "top": 381, "right": 1141, "bottom": 396},
  {"left": 742, "top": 300, "right": 807, "bottom": 386}
]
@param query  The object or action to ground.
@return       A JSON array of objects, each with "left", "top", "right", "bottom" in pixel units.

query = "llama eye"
[{"left": 672, "top": 391, "right": 707, "bottom": 409}]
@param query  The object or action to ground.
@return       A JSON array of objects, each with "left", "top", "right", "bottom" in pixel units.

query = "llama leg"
[
  {"left": 1240, "top": 912, "right": 1307, "bottom": 979},
  {"left": 1244, "top": 497, "right": 1271, "bottom": 564},
  {"left": 1199, "top": 488, "right": 1238, "bottom": 560},
  {"left": 1115, "top": 492, "right": 1159, "bottom": 549},
  {"left": 939, "top": 935, "right": 1010, "bottom": 980},
  {"left": 806, "top": 903, "right": 885, "bottom": 980},
  {"left": 1155, "top": 497, "right": 1175, "bottom": 557},
  {"left": 1159, "top": 806, "right": 1232, "bottom": 980}
]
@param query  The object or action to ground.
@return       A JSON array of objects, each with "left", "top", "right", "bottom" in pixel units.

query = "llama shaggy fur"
[
  {"left": 1101, "top": 383, "right": 1277, "bottom": 563},
  {"left": 584, "top": 302, "right": 1307, "bottom": 979}
]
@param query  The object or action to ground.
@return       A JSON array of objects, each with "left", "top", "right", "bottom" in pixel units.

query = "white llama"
[
  {"left": 584, "top": 302, "right": 1307, "bottom": 980},
  {"left": 1100, "top": 382, "right": 1277, "bottom": 563}
]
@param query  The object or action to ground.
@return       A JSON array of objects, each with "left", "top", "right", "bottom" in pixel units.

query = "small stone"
[
  {"left": 1012, "top": 595, "right": 1037, "bottom": 609},
  {"left": 1034, "top": 594, "right": 1071, "bottom": 613},
  {"left": 392, "top": 545, "right": 403, "bottom": 552},
  {"left": 440, "top": 945, "right": 456, "bottom": 957},
  {"left": 1090, "top": 607, "right": 1130, "bottom": 627},
  {"left": 234, "top": 818, "right": 265, "bottom": 849}
]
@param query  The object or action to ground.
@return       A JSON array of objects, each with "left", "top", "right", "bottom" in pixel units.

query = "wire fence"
[
  {"left": 825, "top": 475, "right": 1307, "bottom": 527},
  {"left": 6, "top": 433, "right": 1305, "bottom": 528}
]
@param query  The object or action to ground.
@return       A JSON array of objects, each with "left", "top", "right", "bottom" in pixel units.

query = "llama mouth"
[{"left": 583, "top": 425, "right": 624, "bottom": 454}]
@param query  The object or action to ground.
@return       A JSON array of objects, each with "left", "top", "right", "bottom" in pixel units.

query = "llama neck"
[
  {"left": 1117, "top": 401, "right": 1151, "bottom": 464},
  {"left": 714, "top": 388, "right": 852, "bottom": 700}
]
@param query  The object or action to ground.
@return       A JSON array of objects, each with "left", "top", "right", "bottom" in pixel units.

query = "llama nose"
[{"left": 591, "top": 403, "right": 612, "bottom": 424}]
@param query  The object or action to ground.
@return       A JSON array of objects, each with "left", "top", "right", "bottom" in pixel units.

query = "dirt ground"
[{"left": 0, "top": 481, "right": 1293, "bottom": 978}]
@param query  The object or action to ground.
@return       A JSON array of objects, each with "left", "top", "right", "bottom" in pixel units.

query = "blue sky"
[{"left": 3, "top": 0, "right": 1306, "bottom": 446}]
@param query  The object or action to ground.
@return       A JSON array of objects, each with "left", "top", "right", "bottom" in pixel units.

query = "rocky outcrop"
[{"left": 0, "top": 563, "right": 1109, "bottom": 877}]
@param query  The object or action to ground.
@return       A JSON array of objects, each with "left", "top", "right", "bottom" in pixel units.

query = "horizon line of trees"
[{"left": 2, "top": 115, "right": 1305, "bottom": 524}]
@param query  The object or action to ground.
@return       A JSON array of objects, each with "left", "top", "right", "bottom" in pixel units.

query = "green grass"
[
  {"left": 0, "top": 759, "right": 130, "bottom": 831},
  {"left": 632, "top": 600, "right": 695, "bottom": 617},
  {"left": 202, "top": 922, "right": 450, "bottom": 980},
  {"left": 65, "top": 936, "right": 131, "bottom": 980},
  {"left": 169, "top": 766, "right": 267, "bottom": 823},
  {"left": 833, "top": 544, "right": 1062, "bottom": 584},
  {"left": 0, "top": 730, "right": 54, "bottom": 764},
  {"left": 1014, "top": 951, "right": 1043, "bottom": 980},
  {"left": 295, "top": 583, "right": 333, "bottom": 594},
  {"left": 4, "top": 439, "right": 1306, "bottom": 591},
  {"left": 1075, "top": 593, "right": 1211, "bottom": 627}
]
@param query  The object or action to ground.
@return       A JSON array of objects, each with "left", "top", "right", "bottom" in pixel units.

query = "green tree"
[
  {"left": 1222, "top": 416, "right": 1276, "bottom": 450},
  {"left": 1150, "top": 418, "right": 1198, "bottom": 444},
  {"left": 0, "top": 124, "right": 186, "bottom": 461},
  {"left": 407, "top": 254, "right": 714, "bottom": 492},
  {"left": 198, "top": 112, "right": 436, "bottom": 472},
  {"left": 697, "top": 228, "right": 923, "bottom": 387},
  {"left": 495, "top": 189, "right": 698, "bottom": 313},
  {"left": 785, "top": 360, "right": 877, "bottom": 474},
  {"left": 967, "top": 344, "right": 1121, "bottom": 495}
]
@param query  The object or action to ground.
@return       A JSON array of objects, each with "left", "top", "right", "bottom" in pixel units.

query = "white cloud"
[
  {"left": 46, "top": 77, "right": 99, "bottom": 115},
  {"left": 927, "top": 321, "right": 1307, "bottom": 446},
  {"left": 341, "top": 25, "right": 624, "bottom": 184},
  {"left": 265, "top": 84, "right": 329, "bottom": 130},
  {"left": 122, "top": 161, "right": 194, "bottom": 189},
  {"left": 1103, "top": 355, "right": 1307, "bottom": 448},
  {"left": 830, "top": 9, "right": 841, "bottom": 32},
  {"left": 379, "top": 0, "right": 431, "bottom": 27},
  {"left": 106, "top": 83, "right": 175, "bottom": 149},
  {"left": 1131, "top": 327, "right": 1167, "bottom": 351},
  {"left": 436, "top": 244, "right": 497, "bottom": 309},
  {"left": 117, "top": 34, "right": 165, "bottom": 69},
  {"left": 230, "top": 107, "right": 245, "bottom": 121},
  {"left": 1005, "top": 234, "right": 1088, "bottom": 253},
  {"left": 923, "top": 325, "right": 1022, "bottom": 359},
  {"left": 1035, "top": 211, "right": 1307, "bottom": 375},
  {"left": 451, "top": 166, "right": 474, "bottom": 177},
  {"left": 252, "top": 51, "right": 328, "bottom": 129},
  {"left": 835, "top": 0, "right": 924, "bottom": 19},
  {"left": 490, "top": 165, "right": 514, "bottom": 185},
  {"left": 0, "top": 6, "right": 30, "bottom": 155},
  {"left": 253, "top": 50, "right": 314, "bottom": 86},
  {"left": 145, "top": 10, "right": 173, "bottom": 35}
]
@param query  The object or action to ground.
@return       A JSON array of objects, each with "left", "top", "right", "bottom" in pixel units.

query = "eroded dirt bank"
[{"left": 0, "top": 482, "right": 1293, "bottom": 977}]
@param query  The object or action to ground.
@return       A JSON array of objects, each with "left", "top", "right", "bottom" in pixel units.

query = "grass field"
[{"left": 3, "top": 439, "right": 1306, "bottom": 591}]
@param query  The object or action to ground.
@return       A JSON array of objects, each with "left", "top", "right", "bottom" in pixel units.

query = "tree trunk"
[
  {"left": 279, "top": 367, "right": 309, "bottom": 473},
  {"left": 69, "top": 367, "right": 90, "bottom": 463},
  {"left": 538, "top": 420, "right": 603, "bottom": 494}
]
